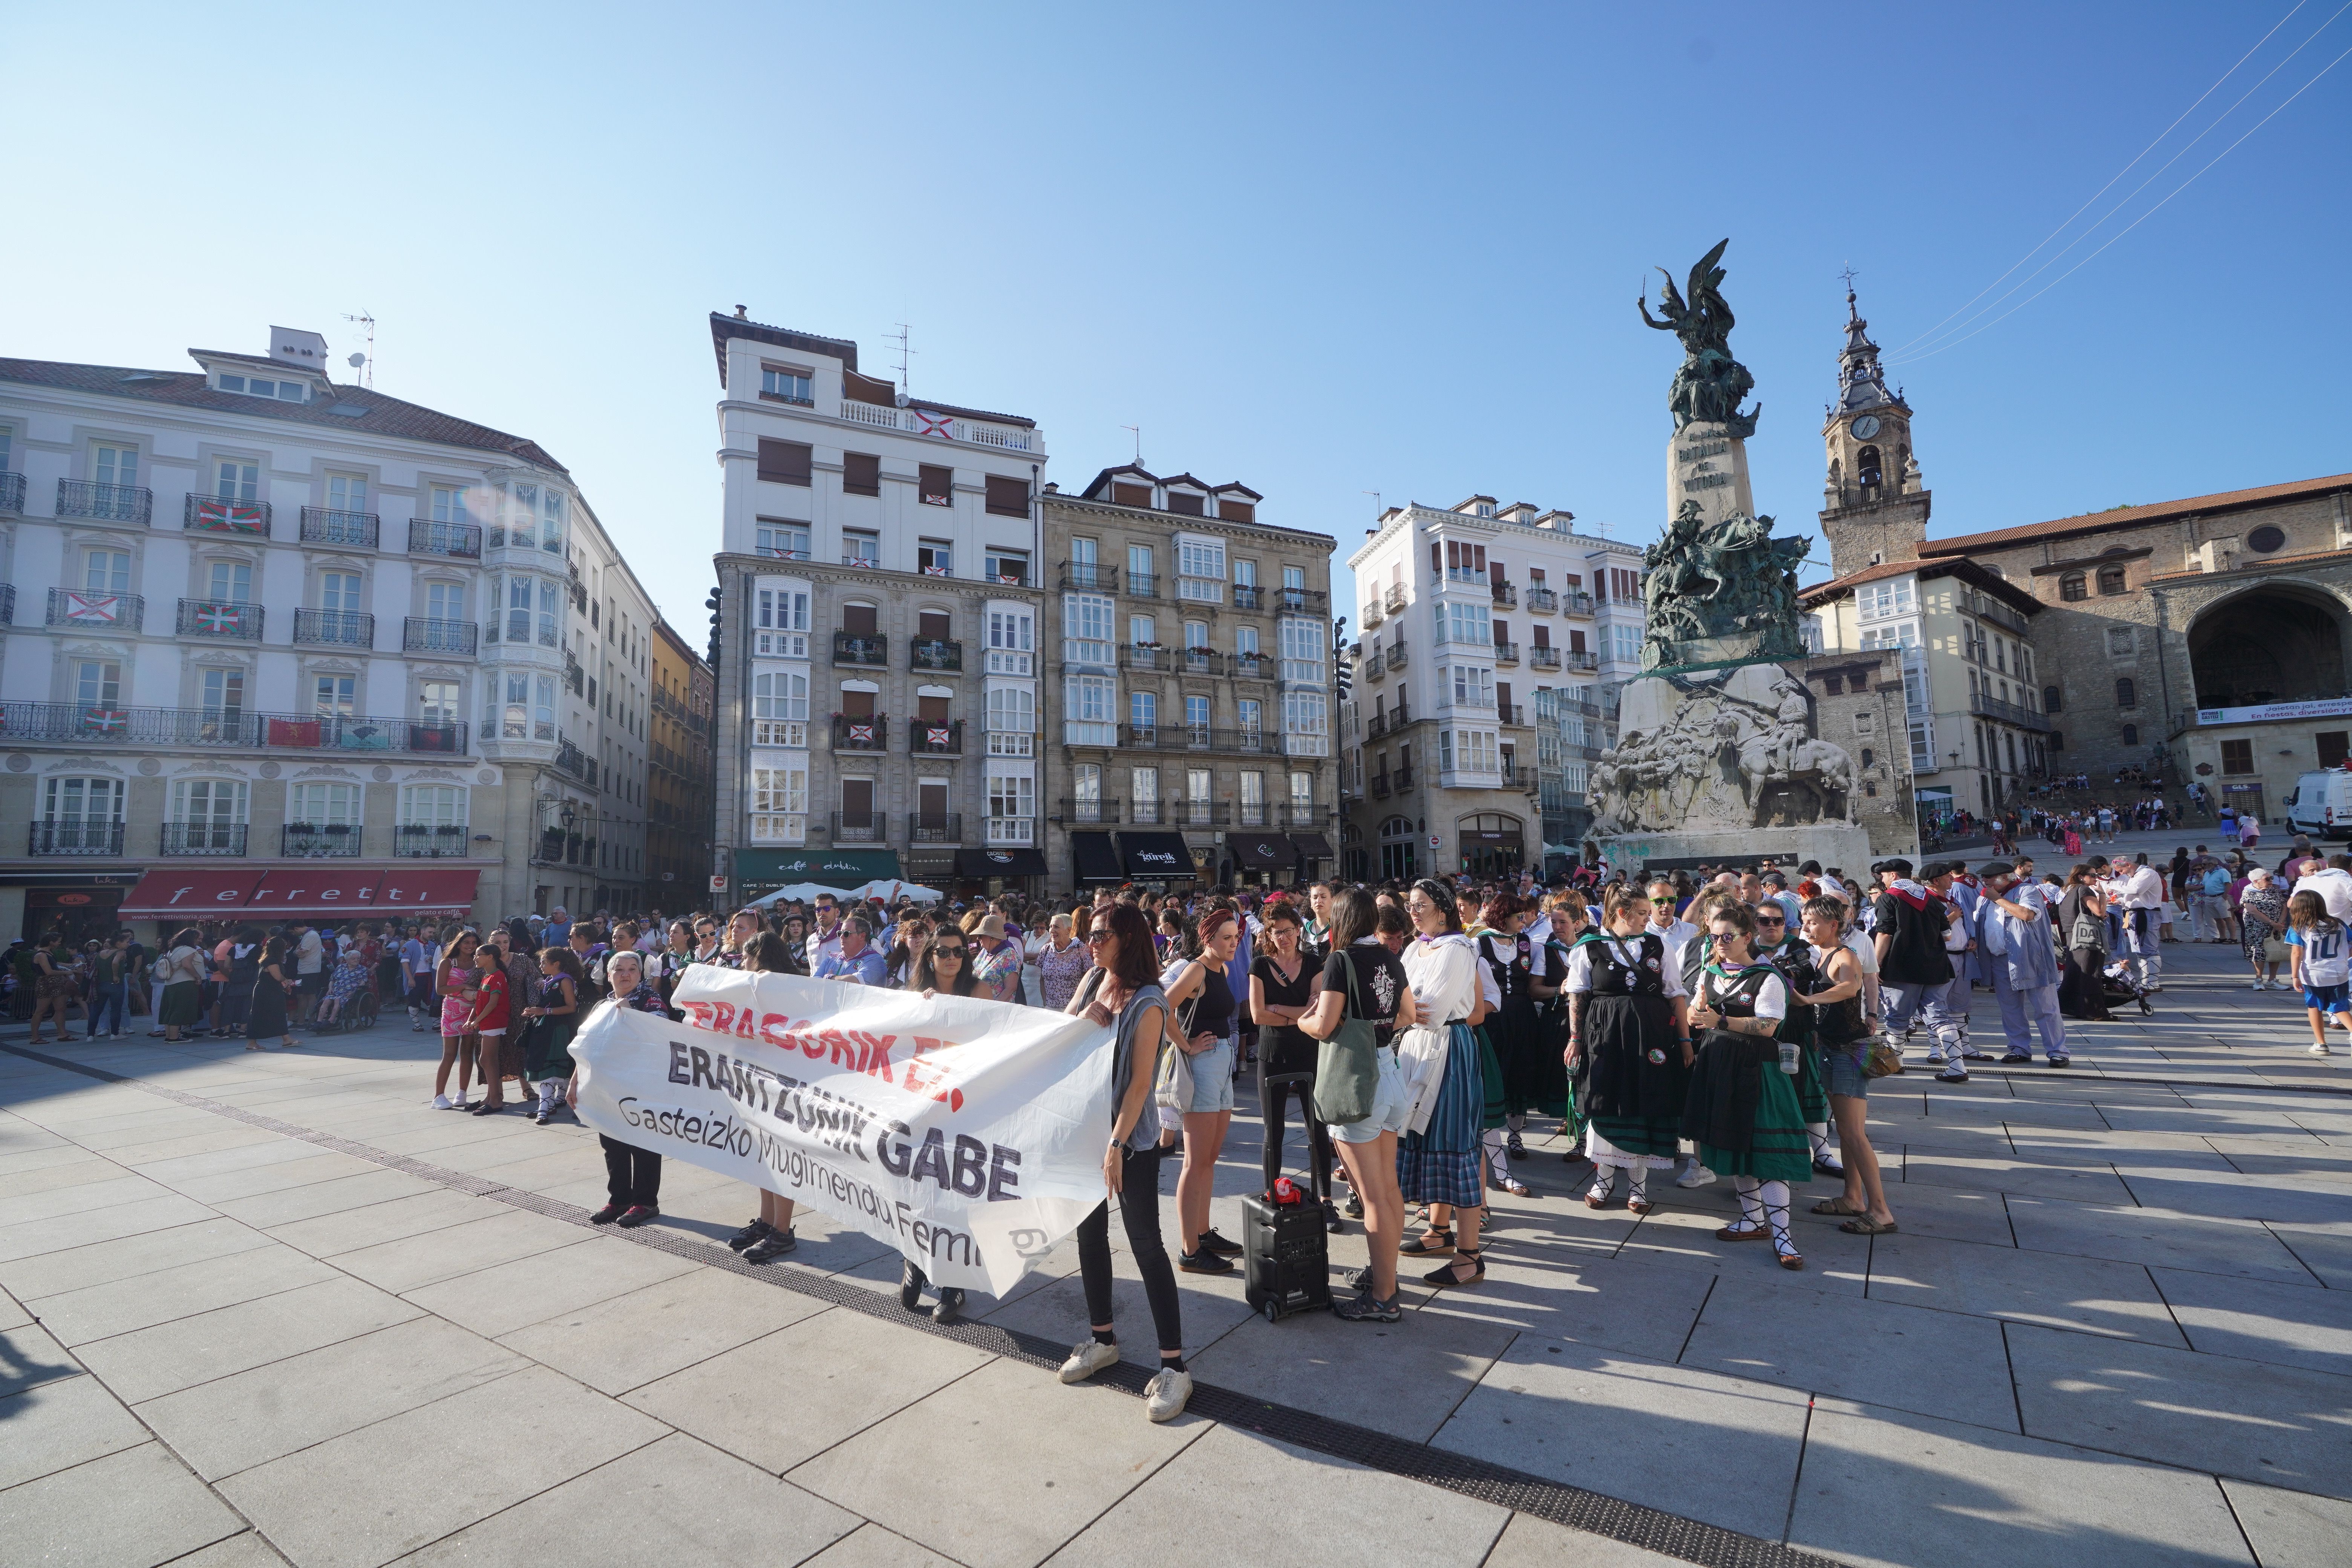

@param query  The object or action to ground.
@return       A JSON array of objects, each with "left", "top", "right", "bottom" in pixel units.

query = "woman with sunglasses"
[
  {"left": 1752, "top": 897, "right": 1837, "bottom": 1177},
  {"left": 1564, "top": 886, "right": 1689, "bottom": 1212},
  {"left": 894, "top": 929, "right": 981, "bottom": 1324},
  {"left": 1683, "top": 902, "right": 1813, "bottom": 1270},
  {"left": 1395, "top": 879, "right": 1489, "bottom": 1287},
  {"left": 1057, "top": 904, "right": 1190, "bottom": 1423}
]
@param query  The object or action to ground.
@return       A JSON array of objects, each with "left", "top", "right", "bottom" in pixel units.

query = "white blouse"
[{"left": 1402, "top": 932, "right": 1480, "bottom": 1023}]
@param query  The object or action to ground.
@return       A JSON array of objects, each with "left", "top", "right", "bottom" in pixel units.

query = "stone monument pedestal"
[{"left": 1589, "top": 822, "right": 1875, "bottom": 878}]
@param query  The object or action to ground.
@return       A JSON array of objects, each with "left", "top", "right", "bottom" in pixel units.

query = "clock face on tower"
[{"left": 1850, "top": 414, "right": 1882, "bottom": 440}]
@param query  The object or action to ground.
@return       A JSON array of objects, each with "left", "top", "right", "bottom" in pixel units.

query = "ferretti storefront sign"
[{"left": 2196, "top": 698, "right": 2352, "bottom": 726}]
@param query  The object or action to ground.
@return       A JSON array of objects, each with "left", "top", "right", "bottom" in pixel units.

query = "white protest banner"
[{"left": 568, "top": 966, "right": 1113, "bottom": 1296}]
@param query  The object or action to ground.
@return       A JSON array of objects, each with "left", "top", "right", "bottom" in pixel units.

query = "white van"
[{"left": 2283, "top": 770, "right": 2352, "bottom": 839}]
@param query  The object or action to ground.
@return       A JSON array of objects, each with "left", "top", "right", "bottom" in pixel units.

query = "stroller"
[{"left": 2099, "top": 959, "right": 2155, "bottom": 1017}]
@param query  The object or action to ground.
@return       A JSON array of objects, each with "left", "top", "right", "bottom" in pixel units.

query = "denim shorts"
[
  {"left": 1183, "top": 1038, "right": 1236, "bottom": 1113},
  {"left": 1819, "top": 1043, "right": 1871, "bottom": 1099},
  {"left": 1329, "top": 1048, "right": 1412, "bottom": 1144}
]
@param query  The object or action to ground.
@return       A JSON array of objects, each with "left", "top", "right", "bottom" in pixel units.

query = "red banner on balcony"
[
  {"left": 245, "top": 867, "right": 389, "bottom": 916},
  {"left": 372, "top": 867, "right": 481, "bottom": 916},
  {"left": 191, "top": 499, "right": 266, "bottom": 535},
  {"left": 848, "top": 723, "right": 875, "bottom": 746},
  {"left": 119, "top": 868, "right": 269, "bottom": 917},
  {"left": 64, "top": 592, "right": 124, "bottom": 623},
  {"left": 265, "top": 717, "right": 323, "bottom": 747}
]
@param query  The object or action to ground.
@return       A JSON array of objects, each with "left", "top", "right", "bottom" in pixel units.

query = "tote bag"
[{"left": 1310, "top": 953, "right": 1380, "bottom": 1125}]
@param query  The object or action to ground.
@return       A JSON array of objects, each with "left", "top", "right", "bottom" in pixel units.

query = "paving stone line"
[{"left": 2, "top": 1040, "right": 1842, "bottom": 1568}]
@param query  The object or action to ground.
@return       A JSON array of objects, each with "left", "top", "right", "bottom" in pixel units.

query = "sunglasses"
[
  {"left": 935, "top": 946, "right": 967, "bottom": 957},
  {"left": 1084, "top": 931, "right": 1113, "bottom": 945}
]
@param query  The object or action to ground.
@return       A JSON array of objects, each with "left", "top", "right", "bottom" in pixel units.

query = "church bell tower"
[{"left": 1818, "top": 286, "right": 1930, "bottom": 575}]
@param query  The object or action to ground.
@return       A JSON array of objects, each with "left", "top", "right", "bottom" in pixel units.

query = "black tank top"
[{"left": 1190, "top": 965, "right": 1236, "bottom": 1041}]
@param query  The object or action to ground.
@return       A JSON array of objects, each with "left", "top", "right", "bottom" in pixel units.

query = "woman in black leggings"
[
  {"left": 1250, "top": 902, "right": 1336, "bottom": 1228},
  {"left": 1058, "top": 903, "right": 1191, "bottom": 1425}
]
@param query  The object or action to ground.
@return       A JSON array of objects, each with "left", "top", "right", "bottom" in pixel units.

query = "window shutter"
[
  {"left": 1113, "top": 482, "right": 1152, "bottom": 508},
  {"left": 919, "top": 611, "right": 950, "bottom": 639},
  {"left": 1220, "top": 501, "right": 1254, "bottom": 524},
  {"left": 1430, "top": 543, "right": 1441, "bottom": 573},
  {"left": 842, "top": 451, "right": 881, "bottom": 496},
  {"left": 917, "top": 694, "right": 950, "bottom": 721},
  {"left": 1445, "top": 541, "right": 1458, "bottom": 572},
  {"left": 1532, "top": 625, "right": 1550, "bottom": 649},
  {"left": 1569, "top": 630, "right": 1586, "bottom": 653},
  {"left": 1497, "top": 681, "right": 1512, "bottom": 710},
  {"left": 1489, "top": 559, "right": 1504, "bottom": 586},
  {"left": 919, "top": 464, "right": 954, "bottom": 506},
  {"left": 840, "top": 689, "right": 876, "bottom": 717},
  {"left": 841, "top": 779, "right": 874, "bottom": 816},
  {"left": 757, "top": 439, "right": 812, "bottom": 486},
  {"left": 984, "top": 474, "right": 1029, "bottom": 517},
  {"left": 843, "top": 604, "right": 878, "bottom": 635}
]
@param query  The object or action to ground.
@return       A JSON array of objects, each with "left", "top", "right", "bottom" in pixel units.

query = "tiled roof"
[
  {"left": 0, "top": 355, "right": 568, "bottom": 473},
  {"left": 1920, "top": 472, "right": 2352, "bottom": 557},
  {"left": 708, "top": 312, "right": 859, "bottom": 384},
  {"left": 1800, "top": 553, "right": 2041, "bottom": 615}
]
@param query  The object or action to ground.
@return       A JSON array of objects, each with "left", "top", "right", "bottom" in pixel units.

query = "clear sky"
[{"left": 6, "top": 3, "right": 2346, "bottom": 639}]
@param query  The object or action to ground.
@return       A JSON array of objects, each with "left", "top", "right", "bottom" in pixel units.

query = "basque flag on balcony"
[
  {"left": 192, "top": 499, "right": 266, "bottom": 535},
  {"left": 194, "top": 602, "right": 246, "bottom": 634},
  {"left": 81, "top": 708, "right": 128, "bottom": 735},
  {"left": 66, "top": 593, "right": 122, "bottom": 623}
]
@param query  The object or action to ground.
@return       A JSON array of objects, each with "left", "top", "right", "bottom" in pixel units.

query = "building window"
[
  {"left": 2121, "top": 723, "right": 2138, "bottom": 747},
  {"left": 1238, "top": 698, "right": 1262, "bottom": 736},
  {"left": 1130, "top": 691, "right": 1157, "bottom": 732},
  {"left": 430, "top": 485, "right": 471, "bottom": 524},
  {"left": 2321, "top": 732, "right": 2350, "bottom": 769},
  {"left": 2096, "top": 564, "right": 2127, "bottom": 596},
  {"left": 314, "top": 675, "right": 356, "bottom": 717},
  {"left": 986, "top": 548, "right": 1029, "bottom": 585},
  {"left": 1823, "top": 674, "right": 1843, "bottom": 695},
  {"left": 842, "top": 530, "right": 879, "bottom": 567},
  {"left": 1280, "top": 618, "right": 1324, "bottom": 684},
  {"left": 289, "top": 781, "right": 360, "bottom": 827},
  {"left": 919, "top": 464, "right": 954, "bottom": 506},
  {"left": 85, "top": 549, "right": 131, "bottom": 594},
  {"left": 1066, "top": 675, "right": 1116, "bottom": 744},
  {"left": 1179, "top": 537, "right": 1226, "bottom": 582},
  {"left": 1235, "top": 624, "right": 1259, "bottom": 657},
  {"left": 749, "top": 767, "right": 807, "bottom": 841},
  {"left": 917, "top": 541, "right": 952, "bottom": 576},
  {"left": 984, "top": 475, "right": 1030, "bottom": 518},
  {"left": 2221, "top": 739, "right": 2254, "bottom": 775},
  {"left": 2116, "top": 677, "right": 2136, "bottom": 708},
  {"left": 535, "top": 676, "right": 556, "bottom": 740},
  {"left": 755, "top": 520, "right": 811, "bottom": 560},
  {"left": 752, "top": 670, "right": 808, "bottom": 744},
  {"left": 216, "top": 372, "right": 305, "bottom": 401},
  {"left": 756, "top": 439, "right": 813, "bottom": 486},
  {"left": 42, "top": 776, "right": 124, "bottom": 841},
  {"left": 2044, "top": 684, "right": 2063, "bottom": 713},
  {"left": 1184, "top": 694, "right": 1210, "bottom": 733},
  {"left": 2058, "top": 573, "right": 2086, "bottom": 601},
  {"left": 418, "top": 681, "right": 459, "bottom": 724},
  {"left": 1063, "top": 594, "right": 1114, "bottom": 665},
  {"left": 1858, "top": 579, "right": 1916, "bottom": 620},
  {"left": 169, "top": 779, "right": 248, "bottom": 847},
  {"left": 842, "top": 451, "right": 880, "bottom": 496},
  {"left": 755, "top": 585, "right": 810, "bottom": 656},
  {"left": 760, "top": 366, "right": 813, "bottom": 404},
  {"left": 2248, "top": 524, "right": 2287, "bottom": 554},
  {"left": 1283, "top": 690, "right": 1328, "bottom": 750},
  {"left": 213, "top": 459, "right": 259, "bottom": 502},
  {"left": 1860, "top": 747, "right": 1875, "bottom": 769},
  {"left": 201, "top": 668, "right": 244, "bottom": 724},
  {"left": 1167, "top": 490, "right": 1206, "bottom": 518}
]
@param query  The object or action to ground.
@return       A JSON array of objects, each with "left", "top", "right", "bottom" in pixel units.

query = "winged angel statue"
[{"left": 1638, "top": 238, "right": 1761, "bottom": 437}]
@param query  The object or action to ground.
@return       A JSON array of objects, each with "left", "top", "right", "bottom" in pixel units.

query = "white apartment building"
[
  {"left": 1342, "top": 495, "right": 1646, "bottom": 881},
  {"left": 707, "top": 312, "right": 1049, "bottom": 900},
  {"left": 0, "top": 326, "right": 650, "bottom": 939}
]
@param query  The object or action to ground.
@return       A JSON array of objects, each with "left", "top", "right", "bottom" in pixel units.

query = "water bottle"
[{"left": 1778, "top": 1040, "right": 1801, "bottom": 1076}]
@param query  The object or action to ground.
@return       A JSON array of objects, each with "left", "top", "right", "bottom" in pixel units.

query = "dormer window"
[
  {"left": 760, "top": 365, "right": 814, "bottom": 405},
  {"left": 216, "top": 372, "right": 306, "bottom": 403},
  {"left": 1166, "top": 490, "right": 1206, "bottom": 517}
]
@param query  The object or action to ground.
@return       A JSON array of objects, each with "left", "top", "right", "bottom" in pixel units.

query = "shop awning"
[
  {"left": 1070, "top": 833, "right": 1124, "bottom": 884},
  {"left": 243, "top": 866, "right": 390, "bottom": 918},
  {"left": 118, "top": 868, "right": 269, "bottom": 918},
  {"left": 1119, "top": 831, "right": 1194, "bottom": 880},
  {"left": 1288, "top": 833, "right": 1334, "bottom": 861},
  {"left": 367, "top": 867, "right": 482, "bottom": 917},
  {"left": 954, "top": 847, "right": 1049, "bottom": 879},
  {"left": 734, "top": 848, "right": 902, "bottom": 886},
  {"left": 1225, "top": 831, "right": 1297, "bottom": 872}
]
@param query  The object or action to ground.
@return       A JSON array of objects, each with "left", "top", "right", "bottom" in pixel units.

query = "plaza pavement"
[{"left": 2, "top": 851, "right": 2348, "bottom": 1566}]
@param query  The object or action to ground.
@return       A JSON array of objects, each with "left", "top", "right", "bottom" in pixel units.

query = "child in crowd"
[
  {"left": 316, "top": 949, "right": 369, "bottom": 1027},
  {"left": 522, "top": 947, "right": 584, "bottom": 1123},
  {"left": 2286, "top": 890, "right": 2352, "bottom": 1058}
]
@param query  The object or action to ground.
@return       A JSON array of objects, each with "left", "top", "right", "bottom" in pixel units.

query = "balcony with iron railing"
[
  {"left": 908, "top": 813, "right": 963, "bottom": 844},
  {"left": 1232, "top": 583, "right": 1264, "bottom": 611},
  {"left": 1490, "top": 582, "right": 1517, "bottom": 608},
  {"left": 1058, "top": 562, "right": 1118, "bottom": 593},
  {"left": 986, "top": 816, "right": 1035, "bottom": 846},
  {"left": 831, "top": 714, "right": 889, "bottom": 752},
  {"left": 184, "top": 494, "right": 271, "bottom": 537},
  {"left": 48, "top": 588, "right": 145, "bottom": 631},
  {"left": 176, "top": 599, "right": 263, "bottom": 641},
  {"left": 1528, "top": 646, "right": 1562, "bottom": 671},
  {"left": 1121, "top": 724, "right": 1283, "bottom": 756},
  {"left": 1498, "top": 704, "right": 1527, "bottom": 726},
  {"left": 1122, "top": 645, "right": 1174, "bottom": 673},
  {"left": 59, "top": 479, "right": 152, "bottom": 525},
  {"left": 294, "top": 608, "right": 373, "bottom": 648},
  {"left": 1561, "top": 590, "right": 1597, "bottom": 616},
  {"left": 282, "top": 824, "right": 363, "bottom": 858},
  {"left": 1390, "top": 766, "right": 1416, "bottom": 791},
  {"left": 910, "top": 637, "right": 962, "bottom": 673},
  {"left": 554, "top": 738, "right": 590, "bottom": 779},
  {"left": 1525, "top": 586, "right": 1557, "bottom": 613},
  {"left": 1493, "top": 641, "right": 1520, "bottom": 666},
  {"left": 1563, "top": 649, "right": 1600, "bottom": 671},
  {"left": 1969, "top": 693, "right": 2054, "bottom": 733},
  {"left": 30, "top": 821, "right": 124, "bottom": 855},
  {"left": 1370, "top": 772, "right": 1392, "bottom": 799},
  {"left": 1386, "top": 639, "right": 1408, "bottom": 668},
  {"left": 1383, "top": 582, "right": 1408, "bottom": 613},
  {"left": 0, "top": 702, "right": 467, "bottom": 755},
  {"left": 832, "top": 812, "right": 888, "bottom": 844},
  {"left": 1276, "top": 586, "right": 1328, "bottom": 616},
  {"left": 833, "top": 631, "right": 888, "bottom": 667},
  {"left": 1171, "top": 800, "right": 1232, "bottom": 827},
  {"left": 161, "top": 822, "right": 247, "bottom": 856},
  {"left": 300, "top": 507, "right": 379, "bottom": 548},
  {"left": 1230, "top": 652, "right": 1275, "bottom": 680},
  {"left": 564, "top": 649, "right": 585, "bottom": 694},
  {"left": 1128, "top": 799, "right": 1167, "bottom": 826},
  {"left": 0, "top": 472, "right": 24, "bottom": 513},
  {"left": 1362, "top": 650, "right": 1386, "bottom": 681},
  {"left": 909, "top": 718, "right": 963, "bottom": 756},
  {"left": 0, "top": 583, "right": 14, "bottom": 625},
  {"left": 1360, "top": 597, "right": 1384, "bottom": 629},
  {"left": 404, "top": 617, "right": 478, "bottom": 655},
  {"left": 1121, "top": 571, "right": 1158, "bottom": 600},
  {"left": 1278, "top": 804, "right": 1331, "bottom": 829},
  {"left": 409, "top": 518, "right": 483, "bottom": 558},
  {"left": 1059, "top": 796, "right": 1122, "bottom": 824}
]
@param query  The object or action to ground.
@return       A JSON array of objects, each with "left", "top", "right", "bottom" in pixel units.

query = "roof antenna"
[
  {"left": 340, "top": 311, "right": 375, "bottom": 387},
  {"left": 886, "top": 323, "right": 914, "bottom": 400},
  {"left": 1121, "top": 425, "right": 1144, "bottom": 467}
]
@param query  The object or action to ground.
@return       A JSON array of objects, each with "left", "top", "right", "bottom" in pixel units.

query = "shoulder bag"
[
  {"left": 1152, "top": 963, "right": 1201, "bottom": 1115},
  {"left": 1311, "top": 953, "right": 1380, "bottom": 1125}
]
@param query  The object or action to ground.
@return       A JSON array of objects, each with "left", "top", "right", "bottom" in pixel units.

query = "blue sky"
[{"left": 6, "top": 3, "right": 2346, "bottom": 636}]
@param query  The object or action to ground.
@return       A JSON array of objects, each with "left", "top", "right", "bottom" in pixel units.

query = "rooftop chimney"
[{"left": 270, "top": 327, "right": 330, "bottom": 369}]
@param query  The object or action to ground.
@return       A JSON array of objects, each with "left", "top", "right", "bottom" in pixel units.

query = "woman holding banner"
[
  {"left": 896, "top": 928, "right": 983, "bottom": 1323},
  {"left": 726, "top": 933, "right": 802, "bottom": 1263},
  {"left": 1060, "top": 903, "right": 1191, "bottom": 1424},
  {"left": 580, "top": 949, "right": 666, "bottom": 1227}
]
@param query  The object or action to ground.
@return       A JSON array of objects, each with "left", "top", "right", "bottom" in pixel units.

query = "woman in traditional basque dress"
[
  {"left": 1681, "top": 901, "right": 1813, "bottom": 1270},
  {"left": 1565, "top": 886, "right": 1690, "bottom": 1214}
]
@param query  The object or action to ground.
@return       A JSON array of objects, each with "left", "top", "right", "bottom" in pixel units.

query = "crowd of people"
[{"left": 12, "top": 833, "right": 2347, "bottom": 1427}]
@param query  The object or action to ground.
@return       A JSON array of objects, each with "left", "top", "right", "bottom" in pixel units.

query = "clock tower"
[{"left": 1818, "top": 287, "right": 1930, "bottom": 575}]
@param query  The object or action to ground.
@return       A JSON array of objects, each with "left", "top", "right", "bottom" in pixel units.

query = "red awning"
[
  {"left": 371, "top": 867, "right": 483, "bottom": 917},
  {"left": 118, "top": 868, "right": 269, "bottom": 918},
  {"left": 244, "top": 867, "right": 389, "bottom": 918}
]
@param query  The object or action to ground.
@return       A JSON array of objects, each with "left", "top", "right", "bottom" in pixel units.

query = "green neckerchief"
[{"left": 1702, "top": 959, "right": 1777, "bottom": 980}]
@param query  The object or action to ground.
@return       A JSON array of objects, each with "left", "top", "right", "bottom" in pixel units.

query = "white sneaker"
[
  {"left": 1675, "top": 1164, "right": 1717, "bottom": 1189},
  {"left": 1058, "top": 1339, "right": 1121, "bottom": 1384},
  {"left": 431, "top": 1094, "right": 453, "bottom": 1109},
  {"left": 2312, "top": 1043, "right": 2333, "bottom": 1057},
  {"left": 1143, "top": 1367, "right": 1193, "bottom": 1423},
  {"left": 2252, "top": 978, "right": 2267, "bottom": 990}
]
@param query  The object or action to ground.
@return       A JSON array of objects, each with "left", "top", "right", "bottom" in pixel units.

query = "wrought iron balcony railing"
[
  {"left": 0, "top": 583, "right": 14, "bottom": 625},
  {"left": 833, "top": 812, "right": 887, "bottom": 844},
  {"left": 1120, "top": 724, "right": 1282, "bottom": 756},
  {"left": 831, "top": 714, "right": 888, "bottom": 751},
  {"left": 1529, "top": 646, "right": 1562, "bottom": 670},
  {"left": 1493, "top": 642, "right": 1520, "bottom": 665},
  {"left": 1383, "top": 582, "right": 1407, "bottom": 612},
  {"left": 176, "top": 599, "right": 263, "bottom": 640},
  {"left": 1232, "top": 583, "right": 1264, "bottom": 611},
  {"left": 910, "top": 638, "right": 962, "bottom": 672},
  {"left": 395, "top": 825, "right": 471, "bottom": 858},
  {"left": 302, "top": 507, "right": 380, "bottom": 547},
  {"left": 0, "top": 701, "right": 464, "bottom": 754},
  {"left": 161, "top": 822, "right": 247, "bottom": 856},
  {"left": 1564, "top": 649, "right": 1600, "bottom": 671},
  {"left": 909, "top": 718, "right": 963, "bottom": 756},
  {"left": 833, "top": 631, "right": 888, "bottom": 667},
  {"left": 1525, "top": 587, "right": 1557, "bottom": 612},
  {"left": 1231, "top": 652, "right": 1275, "bottom": 680},
  {"left": 409, "top": 518, "right": 483, "bottom": 557},
  {"left": 1386, "top": 639, "right": 1408, "bottom": 668},
  {"left": 908, "top": 813, "right": 963, "bottom": 844},
  {"left": 1277, "top": 586, "right": 1328, "bottom": 615},
  {"left": 1058, "top": 562, "right": 1118, "bottom": 592},
  {"left": 1170, "top": 799, "right": 1231, "bottom": 826},
  {"left": 48, "top": 588, "right": 145, "bottom": 631},
  {"left": 30, "top": 821, "right": 124, "bottom": 855},
  {"left": 294, "top": 608, "right": 373, "bottom": 647},
  {"left": 282, "top": 824, "right": 362, "bottom": 858},
  {"left": 59, "top": 480, "right": 152, "bottom": 525},
  {"left": 1561, "top": 591, "right": 1597, "bottom": 616},
  {"left": 404, "top": 617, "right": 478, "bottom": 655},
  {"left": 554, "top": 738, "right": 591, "bottom": 779},
  {"left": 1124, "top": 572, "right": 1158, "bottom": 600},
  {"left": 1490, "top": 582, "right": 1516, "bottom": 608},
  {"left": 1059, "top": 797, "right": 1121, "bottom": 825},
  {"left": 184, "top": 494, "right": 271, "bottom": 536},
  {"left": 0, "top": 472, "right": 24, "bottom": 513}
]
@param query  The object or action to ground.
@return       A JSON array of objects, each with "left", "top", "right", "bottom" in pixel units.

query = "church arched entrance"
[{"left": 2188, "top": 585, "right": 2352, "bottom": 710}]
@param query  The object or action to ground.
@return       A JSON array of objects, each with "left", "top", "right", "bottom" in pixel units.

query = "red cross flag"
[
  {"left": 67, "top": 593, "right": 121, "bottom": 623},
  {"left": 912, "top": 409, "right": 955, "bottom": 439}
]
